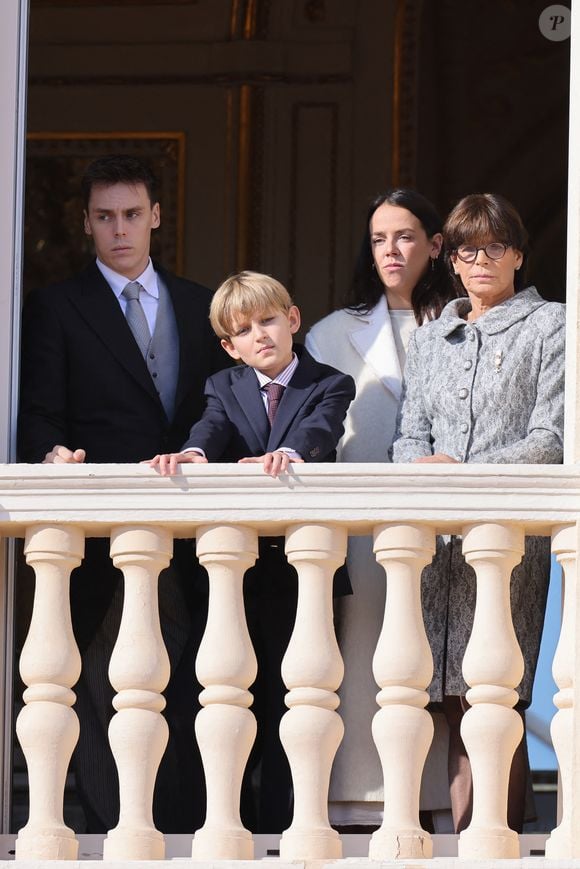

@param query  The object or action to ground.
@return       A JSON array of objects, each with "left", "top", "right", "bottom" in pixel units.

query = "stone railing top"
[{"left": 1, "top": 462, "right": 580, "bottom": 536}]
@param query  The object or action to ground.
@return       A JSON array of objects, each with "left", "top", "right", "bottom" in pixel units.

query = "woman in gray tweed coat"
[{"left": 392, "top": 193, "right": 565, "bottom": 833}]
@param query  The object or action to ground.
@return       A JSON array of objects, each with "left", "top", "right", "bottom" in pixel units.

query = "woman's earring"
[{"left": 430, "top": 257, "right": 436, "bottom": 272}]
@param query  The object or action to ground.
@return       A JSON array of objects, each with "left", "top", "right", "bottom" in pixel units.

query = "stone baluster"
[
  {"left": 369, "top": 523, "right": 435, "bottom": 861},
  {"left": 458, "top": 522, "right": 525, "bottom": 860},
  {"left": 192, "top": 525, "right": 258, "bottom": 860},
  {"left": 15, "top": 525, "right": 84, "bottom": 860},
  {"left": 546, "top": 523, "right": 578, "bottom": 858},
  {"left": 103, "top": 527, "right": 172, "bottom": 861},
  {"left": 279, "top": 523, "right": 347, "bottom": 861}
]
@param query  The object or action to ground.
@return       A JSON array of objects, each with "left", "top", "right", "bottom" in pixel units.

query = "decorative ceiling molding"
[
  {"left": 28, "top": 72, "right": 350, "bottom": 87},
  {"left": 229, "top": 0, "right": 271, "bottom": 40},
  {"left": 392, "top": 0, "right": 422, "bottom": 187},
  {"left": 32, "top": 0, "right": 199, "bottom": 5},
  {"left": 303, "top": 0, "right": 326, "bottom": 23}
]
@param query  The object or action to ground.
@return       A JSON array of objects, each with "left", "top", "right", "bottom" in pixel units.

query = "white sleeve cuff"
[
  {"left": 275, "top": 448, "right": 302, "bottom": 459},
  {"left": 182, "top": 447, "right": 206, "bottom": 458}
]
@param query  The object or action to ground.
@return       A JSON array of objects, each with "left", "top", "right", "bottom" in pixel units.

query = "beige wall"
[
  {"left": 26, "top": 0, "right": 396, "bottom": 330},
  {"left": 24, "top": 0, "right": 571, "bottom": 322}
]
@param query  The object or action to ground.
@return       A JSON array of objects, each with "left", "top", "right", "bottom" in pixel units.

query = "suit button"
[
  {"left": 152, "top": 371, "right": 158, "bottom": 379},
  {"left": 149, "top": 353, "right": 156, "bottom": 360}
]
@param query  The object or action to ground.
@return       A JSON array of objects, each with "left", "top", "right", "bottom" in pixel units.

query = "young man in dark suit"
[
  {"left": 18, "top": 155, "right": 229, "bottom": 833},
  {"left": 150, "top": 270, "right": 355, "bottom": 831}
]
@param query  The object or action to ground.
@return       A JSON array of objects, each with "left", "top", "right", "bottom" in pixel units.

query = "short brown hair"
[
  {"left": 81, "top": 154, "right": 157, "bottom": 209},
  {"left": 444, "top": 193, "right": 529, "bottom": 291},
  {"left": 210, "top": 271, "right": 293, "bottom": 338}
]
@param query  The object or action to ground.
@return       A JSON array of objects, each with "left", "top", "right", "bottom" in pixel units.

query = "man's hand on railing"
[{"left": 42, "top": 444, "right": 86, "bottom": 464}]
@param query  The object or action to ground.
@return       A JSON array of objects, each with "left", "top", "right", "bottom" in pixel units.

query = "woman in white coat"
[{"left": 305, "top": 189, "right": 459, "bottom": 829}]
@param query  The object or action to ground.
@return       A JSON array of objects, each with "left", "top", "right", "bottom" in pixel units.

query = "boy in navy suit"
[
  {"left": 150, "top": 270, "right": 355, "bottom": 477},
  {"left": 150, "top": 271, "right": 355, "bottom": 831}
]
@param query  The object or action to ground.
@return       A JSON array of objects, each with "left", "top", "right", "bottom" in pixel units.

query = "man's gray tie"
[
  {"left": 122, "top": 281, "right": 151, "bottom": 357},
  {"left": 264, "top": 381, "right": 285, "bottom": 425}
]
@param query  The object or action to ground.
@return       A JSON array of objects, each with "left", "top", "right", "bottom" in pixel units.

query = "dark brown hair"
[
  {"left": 81, "top": 154, "right": 158, "bottom": 209},
  {"left": 345, "top": 189, "right": 459, "bottom": 324},
  {"left": 444, "top": 193, "right": 529, "bottom": 292}
]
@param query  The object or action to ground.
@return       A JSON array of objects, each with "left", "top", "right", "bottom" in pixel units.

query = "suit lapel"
[
  {"left": 67, "top": 263, "right": 163, "bottom": 408},
  {"left": 348, "top": 296, "right": 403, "bottom": 401},
  {"left": 231, "top": 367, "right": 270, "bottom": 452}
]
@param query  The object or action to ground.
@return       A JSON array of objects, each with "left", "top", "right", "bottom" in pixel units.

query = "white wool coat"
[{"left": 306, "top": 297, "right": 449, "bottom": 810}]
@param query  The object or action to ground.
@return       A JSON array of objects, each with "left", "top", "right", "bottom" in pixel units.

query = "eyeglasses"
[{"left": 454, "top": 242, "right": 510, "bottom": 263}]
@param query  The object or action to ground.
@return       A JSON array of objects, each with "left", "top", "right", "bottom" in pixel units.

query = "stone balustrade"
[{"left": 4, "top": 462, "right": 580, "bottom": 865}]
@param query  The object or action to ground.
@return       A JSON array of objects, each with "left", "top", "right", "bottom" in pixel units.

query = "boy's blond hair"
[{"left": 210, "top": 271, "right": 293, "bottom": 339}]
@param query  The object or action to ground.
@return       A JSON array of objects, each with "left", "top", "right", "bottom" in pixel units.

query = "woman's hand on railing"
[{"left": 413, "top": 453, "right": 459, "bottom": 463}]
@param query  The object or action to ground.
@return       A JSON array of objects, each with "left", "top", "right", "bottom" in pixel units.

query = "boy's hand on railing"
[
  {"left": 42, "top": 445, "right": 86, "bottom": 464},
  {"left": 238, "top": 451, "right": 304, "bottom": 478},
  {"left": 146, "top": 451, "right": 208, "bottom": 476}
]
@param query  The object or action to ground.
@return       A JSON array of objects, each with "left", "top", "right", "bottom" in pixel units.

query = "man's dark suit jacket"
[
  {"left": 182, "top": 345, "right": 355, "bottom": 462},
  {"left": 17, "top": 260, "right": 229, "bottom": 834},
  {"left": 179, "top": 346, "right": 355, "bottom": 833},
  {"left": 18, "top": 261, "right": 226, "bottom": 464}
]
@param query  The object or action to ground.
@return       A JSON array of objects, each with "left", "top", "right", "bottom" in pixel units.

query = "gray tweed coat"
[{"left": 392, "top": 287, "right": 565, "bottom": 703}]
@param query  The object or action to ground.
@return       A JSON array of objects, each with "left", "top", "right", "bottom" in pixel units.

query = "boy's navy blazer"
[{"left": 181, "top": 345, "right": 355, "bottom": 461}]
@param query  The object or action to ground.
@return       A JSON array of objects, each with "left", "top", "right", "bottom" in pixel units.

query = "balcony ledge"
[{"left": 2, "top": 462, "right": 579, "bottom": 536}]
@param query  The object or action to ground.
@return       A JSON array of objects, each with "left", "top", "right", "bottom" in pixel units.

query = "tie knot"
[
  {"left": 264, "top": 382, "right": 285, "bottom": 402},
  {"left": 122, "top": 281, "right": 142, "bottom": 301}
]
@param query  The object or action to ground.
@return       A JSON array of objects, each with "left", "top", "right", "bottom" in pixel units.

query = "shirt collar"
[
  {"left": 96, "top": 257, "right": 159, "bottom": 300},
  {"left": 254, "top": 352, "right": 299, "bottom": 388}
]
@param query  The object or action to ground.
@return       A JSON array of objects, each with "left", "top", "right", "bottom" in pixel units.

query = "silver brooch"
[{"left": 494, "top": 350, "right": 503, "bottom": 372}]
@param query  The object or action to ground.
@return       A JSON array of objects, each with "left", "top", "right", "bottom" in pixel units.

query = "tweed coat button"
[
  {"left": 464, "top": 360, "right": 472, "bottom": 370},
  {"left": 460, "top": 422, "right": 469, "bottom": 433},
  {"left": 458, "top": 387, "right": 468, "bottom": 399},
  {"left": 467, "top": 331, "right": 476, "bottom": 341}
]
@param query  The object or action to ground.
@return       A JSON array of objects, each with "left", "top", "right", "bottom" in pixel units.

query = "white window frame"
[{"left": 1, "top": 0, "right": 29, "bottom": 831}]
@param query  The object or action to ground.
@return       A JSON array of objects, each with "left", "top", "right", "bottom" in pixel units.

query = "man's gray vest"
[{"left": 146, "top": 276, "right": 179, "bottom": 421}]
